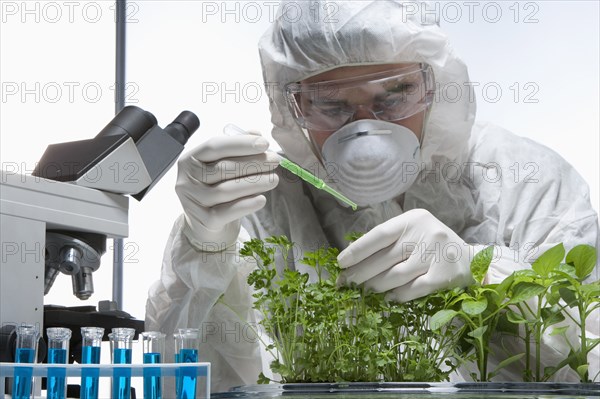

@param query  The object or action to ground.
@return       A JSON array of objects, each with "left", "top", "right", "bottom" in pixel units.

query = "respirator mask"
[{"left": 320, "top": 119, "right": 421, "bottom": 206}]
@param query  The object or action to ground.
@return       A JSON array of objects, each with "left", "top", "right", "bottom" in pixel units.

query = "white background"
[{"left": 1, "top": 0, "right": 599, "bottom": 339}]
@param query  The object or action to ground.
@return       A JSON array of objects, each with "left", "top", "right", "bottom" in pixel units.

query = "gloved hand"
[
  {"left": 175, "top": 126, "right": 281, "bottom": 252},
  {"left": 337, "top": 209, "right": 476, "bottom": 302}
]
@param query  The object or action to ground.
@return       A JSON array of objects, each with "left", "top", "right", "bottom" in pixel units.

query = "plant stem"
[
  {"left": 515, "top": 303, "right": 532, "bottom": 381},
  {"left": 535, "top": 294, "right": 543, "bottom": 381},
  {"left": 578, "top": 290, "right": 589, "bottom": 381}
]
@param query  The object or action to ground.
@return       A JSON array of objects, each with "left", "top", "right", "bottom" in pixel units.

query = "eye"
[
  {"left": 384, "top": 82, "right": 421, "bottom": 99},
  {"left": 396, "top": 82, "right": 419, "bottom": 92},
  {"left": 320, "top": 106, "right": 344, "bottom": 117},
  {"left": 313, "top": 101, "right": 351, "bottom": 117},
  {"left": 375, "top": 94, "right": 405, "bottom": 110}
]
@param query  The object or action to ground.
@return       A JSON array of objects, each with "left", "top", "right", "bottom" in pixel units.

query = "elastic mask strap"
[
  {"left": 301, "top": 125, "right": 328, "bottom": 167},
  {"left": 419, "top": 105, "right": 432, "bottom": 146}
]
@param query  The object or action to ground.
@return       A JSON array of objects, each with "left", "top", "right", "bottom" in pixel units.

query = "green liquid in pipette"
[{"left": 279, "top": 158, "right": 357, "bottom": 211}]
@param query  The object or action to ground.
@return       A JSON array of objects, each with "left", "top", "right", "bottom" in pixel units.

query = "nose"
[{"left": 350, "top": 105, "right": 377, "bottom": 122}]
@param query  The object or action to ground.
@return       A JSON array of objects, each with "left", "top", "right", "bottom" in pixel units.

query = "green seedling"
[
  {"left": 238, "top": 235, "right": 598, "bottom": 383},
  {"left": 432, "top": 244, "right": 599, "bottom": 382},
  {"left": 241, "top": 234, "right": 461, "bottom": 383}
]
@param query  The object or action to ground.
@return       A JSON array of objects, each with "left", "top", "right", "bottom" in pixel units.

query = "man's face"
[{"left": 298, "top": 63, "right": 428, "bottom": 152}]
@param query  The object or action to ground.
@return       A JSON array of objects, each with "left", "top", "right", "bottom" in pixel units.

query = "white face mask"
[{"left": 320, "top": 120, "right": 421, "bottom": 207}]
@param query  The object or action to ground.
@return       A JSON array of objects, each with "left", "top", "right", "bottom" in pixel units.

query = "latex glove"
[
  {"left": 337, "top": 209, "right": 475, "bottom": 302},
  {"left": 175, "top": 125, "right": 280, "bottom": 252}
]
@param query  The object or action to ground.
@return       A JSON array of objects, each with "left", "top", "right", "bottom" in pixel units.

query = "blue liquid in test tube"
[
  {"left": 142, "top": 331, "right": 165, "bottom": 399},
  {"left": 80, "top": 345, "right": 100, "bottom": 399},
  {"left": 143, "top": 353, "right": 162, "bottom": 399},
  {"left": 13, "top": 347, "right": 35, "bottom": 399},
  {"left": 109, "top": 328, "right": 135, "bottom": 399},
  {"left": 47, "top": 348, "right": 67, "bottom": 399},
  {"left": 177, "top": 349, "right": 198, "bottom": 399},
  {"left": 112, "top": 348, "right": 132, "bottom": 399},
  {"left": 46, "top": 327, "right": 71, "bottom": 399},
  {"left": 144, "top": 353, "right": 161, "bottom": 363},
  {"left": 174, "top": 353, "right": 180, "bottom": 398}
]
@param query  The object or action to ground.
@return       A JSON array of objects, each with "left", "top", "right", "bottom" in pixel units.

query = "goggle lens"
[{"left": 286, "top": 64, "right": 435, "bottom": 131}]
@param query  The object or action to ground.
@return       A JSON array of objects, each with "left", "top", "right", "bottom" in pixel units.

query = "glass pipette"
[{"left": 279, "top": 158, "right": 358, "bottom": 211}]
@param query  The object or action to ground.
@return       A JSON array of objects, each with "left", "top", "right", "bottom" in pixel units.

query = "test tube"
[
  {"left": 109, "top": 328, "right": 135, "bottom": 399},
  {"left": 46, "top": 327, "right": 72, "bottom": 399},
  {"left": 142, "top": 331, "right": 165, "bottom": 399},
  {"left": 12, "top": 325, "right": 39, "bottom": 399},
  {"left": 80, "top": 327, "right": 104, "bottom": 399},
  {"left": 174, "top": 328, "right": 200, "bottom": 399}
]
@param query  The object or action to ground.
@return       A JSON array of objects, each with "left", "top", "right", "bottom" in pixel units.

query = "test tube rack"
[{"left": 0, "top": 362, "right": 211, "bottom": 399}]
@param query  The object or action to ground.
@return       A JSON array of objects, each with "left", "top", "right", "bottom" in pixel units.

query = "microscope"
[{"left": 0, "top": 106, "right": 199, "bottom": 363}]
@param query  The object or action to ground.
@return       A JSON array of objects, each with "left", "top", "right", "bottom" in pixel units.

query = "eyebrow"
[
  {"left": 383, "top": 81, "right": 419, "bottom": 93},
  {"left": 310, "top": 98, "right": 349, "bottom": 106}
]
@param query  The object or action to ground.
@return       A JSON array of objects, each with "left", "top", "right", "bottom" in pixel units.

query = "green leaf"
[
  {"left": 546, "top": 285, "right": 563, "bottom": 306},
  {"left": 566, "top": 349, "right": 580, "bottom": 373},
  {"left": 449, "top": 292, "right": 476, "bottom": 307},
  {"left": 506, "top": 309, "right": 528, "bottom": 324},
  {"left": 257, "top": 372, "right": 271, "bottom": 384},
  {"left": 513, "top": 269, "right": 538, "bottom": 279},
  {"left": 489, "top": 353, "right": 525, "bottom": 378},
  {"left": 549, "top": 326, "right": 569, "bottom": 336},
  {"left": 471, "top": 246, "right": 494, "bottom": 285},
  {"left": 532, "top": 243, "right": 565, "bottom": 277},
  {"left": 555, "top": 263, "right": 578, "bottom": 279},
  {"left": 461, "top": 298, "right": 488, "bottom": 316},
  {"left": 429, "top": 309, "right": 458, "bottom": 330},
  {"left": 580, "top": 282, "right": 600, "bottom": 298},
  {"left": 559, "top": 287, "right": 578, "bottom": 307},
  {"left": 576, "top": 364, "right": 589, "bottom": 381},
  {"left": 508, "top": 282, "right": 546, "bottom": 304},
  {"left": 344, "top": 232, "right": 364, "bottom": 242},
  {"left": 479, "top": 287, "right": 500, "bottom": 296},
  {"left": 467, "top": 325, "right": 488, "bottom": 339},
  {"left": 496, "top": 312, "right": 519, "bottom": 335},
  {"left": 495, "top": 274, "right": 515, "bottom": 300},
  {"left": 541, "top": 306, "right": 565, "bottom": 327},
  {"left": 566, "top": 245, "right": 597, "bottom": 280}
]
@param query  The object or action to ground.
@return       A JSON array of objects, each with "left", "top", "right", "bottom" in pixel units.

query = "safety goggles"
[{"left": 285, "top": 63, "right": 435, "bottom": 131}]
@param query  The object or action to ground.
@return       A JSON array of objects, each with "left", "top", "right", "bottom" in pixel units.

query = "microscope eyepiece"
[
  {"left": 164, "top": 111, "right": 200, "bottom": 145},
  {"left": 34, "top": 106, "right": 199, "bottom": 198},
  {"left": 96, "top": 105, "right": 157, "bottom": 143}
]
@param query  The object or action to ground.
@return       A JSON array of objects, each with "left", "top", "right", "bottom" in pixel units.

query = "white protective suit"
[{"left": 146, "top": 0, "right": 600, "bottom": 393}]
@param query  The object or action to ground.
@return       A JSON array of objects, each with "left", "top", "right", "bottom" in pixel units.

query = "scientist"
[{"left": 146, "top": 0, "right": 599, "bottom": 392}]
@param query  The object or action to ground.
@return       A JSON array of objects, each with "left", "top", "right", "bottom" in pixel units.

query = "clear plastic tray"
[{"left": 214, "top": 382, "right": 600, "bottom": 398}]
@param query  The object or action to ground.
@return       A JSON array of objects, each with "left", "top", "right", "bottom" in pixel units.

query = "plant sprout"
[{"left": 239, "top": 236, "right": 599, "bottom": 383}]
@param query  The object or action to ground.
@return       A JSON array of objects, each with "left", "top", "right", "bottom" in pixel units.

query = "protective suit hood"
[{"left": 258, "top": 0, "right": 477, "bottom": 231}]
